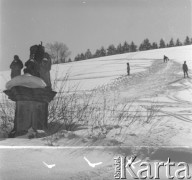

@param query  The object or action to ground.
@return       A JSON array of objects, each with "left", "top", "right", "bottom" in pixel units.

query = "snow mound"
[{"left": 6, "top": 74, "right": 46, "bottom": 90}]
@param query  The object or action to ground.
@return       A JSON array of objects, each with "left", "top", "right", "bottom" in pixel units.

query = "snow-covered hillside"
[
  {"left": 1, "top": 45, "right": 192, "bottom": 180},
  {"left": 1, "top": 45, "right": 192, "bottom": 93}
]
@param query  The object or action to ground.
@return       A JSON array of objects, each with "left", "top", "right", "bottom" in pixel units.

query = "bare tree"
[{"left": 46, "top": 42, "right": 71, "bottom": 64}]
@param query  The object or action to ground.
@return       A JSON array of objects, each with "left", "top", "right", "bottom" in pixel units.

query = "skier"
[
  {"left": 127, "top": 63, "right": 130, "bottom": 75},
  {"left": 182, "top": 61, "right": 189, "bottom": 78},
  {"left": 163, "top": 55, "right": 169, "bottom": 63},
  {"left": 10, "top": 55, "right": 23, "bottom": 79}
]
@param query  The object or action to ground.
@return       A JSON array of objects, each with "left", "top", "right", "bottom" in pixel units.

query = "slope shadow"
[{"left": 167, "top": 78, "right": 184, "bottom": 85}]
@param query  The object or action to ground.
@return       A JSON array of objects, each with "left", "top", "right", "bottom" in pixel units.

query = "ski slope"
[
  {"left": 1, "top": 45, "right": 192, "bottom": 180},
  {"left": 0, "top": 45, "right": 192, "bottom": 93}
]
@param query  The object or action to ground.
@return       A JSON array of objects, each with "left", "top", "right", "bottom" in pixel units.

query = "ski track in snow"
[{"left": 116, "top": 59, "right": 192, "bottom": 123}]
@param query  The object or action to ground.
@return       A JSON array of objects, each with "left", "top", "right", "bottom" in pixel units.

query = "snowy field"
[
  {"left": 0, "top": 45, "right": 192, "bottom": 180},
  {"left": 1, "top": 45, "right": 192, "bottom": 144},
  {"left": 1, "top": 45, "right": 192, "bottom": 93}
]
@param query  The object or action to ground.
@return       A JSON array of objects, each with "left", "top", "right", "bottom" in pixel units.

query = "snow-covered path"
[{"left": 113, "top": 58, "right": 192, "bottom": 146}]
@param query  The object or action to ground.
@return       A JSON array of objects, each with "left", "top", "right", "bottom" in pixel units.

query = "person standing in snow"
[
  {"left": 10, "top": 55, "right": 23, "bottom": 79},
  {"left": 163, "top": 55, "right": 169, "bottom": 63},
  {"left": 182, "top": 61, "right": 189, "bottom": 78},
  {"left": 127, "top": 63, "right": 130, "bottom": 75}
]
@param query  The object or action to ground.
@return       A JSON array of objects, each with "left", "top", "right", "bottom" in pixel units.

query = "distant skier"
[
  {"left": 182, "top": 61, "right": 189, "bottom": 78},
  {"left": 127, "top": 63, "right": 130, "bottom": 75},
  {"left": 163, "top": 55, "right": 169, "bottom": 63},
  {"left": 10, "top": 55, "right": 23, "bottom": 79}
]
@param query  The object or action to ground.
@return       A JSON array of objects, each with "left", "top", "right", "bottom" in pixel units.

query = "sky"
[{"left": 0, "top": 0, "right": 191, "bottom": 71}]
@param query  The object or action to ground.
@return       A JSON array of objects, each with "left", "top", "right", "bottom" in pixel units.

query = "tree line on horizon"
[
  {"left": 73, "top": 36, "right": 192, "bottom": 62},
  {"left": 46, "top": 36, "right": 192, "bottom": 64}
]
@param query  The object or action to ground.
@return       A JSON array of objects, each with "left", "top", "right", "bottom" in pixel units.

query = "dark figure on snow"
[
  {"left": 127, "top": 63, "right": 130, "bottom": 75},
  {"left": 183, "top": 61, "right": 189, "bottom": 78},
  {"left": 10, "top": 55, "right": 23, "bottom": 79},
  {"left": 164, "top": 55, "right": 169, "bottom": 63}
]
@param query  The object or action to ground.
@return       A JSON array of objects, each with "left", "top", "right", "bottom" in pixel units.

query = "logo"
[{"left": 114, "top": 156, "right": 191, "bottom": 179}]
